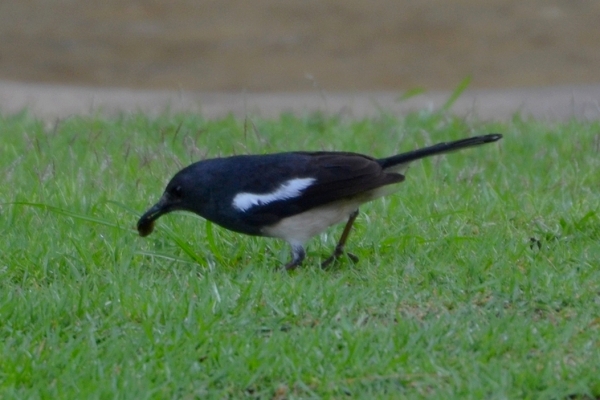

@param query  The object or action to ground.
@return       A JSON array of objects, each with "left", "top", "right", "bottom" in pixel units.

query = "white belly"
[
  {"left": 260, "top": 182, "right": 402, "bottom": 244},
  {"left": 262, "top": 199, "right": 362, "bottom": 244}
]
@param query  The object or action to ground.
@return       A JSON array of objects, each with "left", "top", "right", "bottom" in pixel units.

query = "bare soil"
[{"left": 0, "top": 0, "right": 598, "bottom": 91}]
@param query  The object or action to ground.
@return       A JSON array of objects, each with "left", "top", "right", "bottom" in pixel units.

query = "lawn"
[{"left": 1, "top": 109, "right": 599, "bottom": 398}]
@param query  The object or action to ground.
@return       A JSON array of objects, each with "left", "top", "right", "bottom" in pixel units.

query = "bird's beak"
[{"left": 137, "top": 194, "right": 171, "bottom": 237}]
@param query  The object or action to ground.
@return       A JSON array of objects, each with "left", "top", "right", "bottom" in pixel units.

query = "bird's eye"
[{"left": 171, "top": 185, "right": 183, "bottom": 198}]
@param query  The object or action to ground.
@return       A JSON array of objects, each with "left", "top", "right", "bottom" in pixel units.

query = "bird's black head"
[{"left": 137, "top": 163, "right": 211, "bottom": 237}]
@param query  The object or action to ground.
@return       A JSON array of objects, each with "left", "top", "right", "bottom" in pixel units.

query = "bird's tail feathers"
[{"left": 379, "top": 133, "right": 502, "bottom": 169}]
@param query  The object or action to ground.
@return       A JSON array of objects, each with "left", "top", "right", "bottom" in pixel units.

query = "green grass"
[{"left": 1, "top": 109, "right": 600, "bottom": 399}]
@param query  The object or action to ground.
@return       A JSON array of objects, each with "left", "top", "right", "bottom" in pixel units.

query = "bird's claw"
[{"left": 321, "top": 248, "right": 359, "bottom": 268}]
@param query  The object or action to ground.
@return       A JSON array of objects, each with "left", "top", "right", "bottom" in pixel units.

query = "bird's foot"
[
  {"left": 321, "top": 245, "right": 359, "bottom": 268},
  {"left": 283, "top": 244, "right": 306, "bottom": 271},
  {"left": 284, "top": 259, "right": 302, "bottom": 271}
]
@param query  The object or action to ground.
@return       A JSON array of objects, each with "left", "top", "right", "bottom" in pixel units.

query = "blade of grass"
[
  {"left": 397, "top": 87, "right": 426, "bottom": 102},
  {"left": 158, "top": 224, "right": 207, "bottom": 266},
  {"left": 440, "top": 75, "right": 471, "bottom": 112},
  {"left": 8, "top": 202, "right": 130, "bottom": 231},
  {"left": 135, "top": 250, "right": 200, "bottom": 266}
]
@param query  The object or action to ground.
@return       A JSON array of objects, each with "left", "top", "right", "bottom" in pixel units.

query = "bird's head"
[{"left": 137, "top": 164, "right": 210, "bottom": 237}]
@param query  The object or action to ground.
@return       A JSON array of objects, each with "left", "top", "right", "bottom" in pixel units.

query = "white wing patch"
[{"left": 232, "top": 177, "right": 316, "bottom": 212}]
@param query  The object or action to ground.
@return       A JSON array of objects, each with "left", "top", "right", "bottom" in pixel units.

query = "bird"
[{"left": 137, "top": 133, "right": 502, "bottom": 270}]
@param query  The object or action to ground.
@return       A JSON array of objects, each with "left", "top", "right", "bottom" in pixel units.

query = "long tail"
[{"left": 378, "top": 133, "right": 502, "bottom": 169}]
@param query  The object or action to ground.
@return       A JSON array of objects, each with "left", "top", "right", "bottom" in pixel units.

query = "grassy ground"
[{"left": 1, "top": 109, "right": 599, "bottom": 399}]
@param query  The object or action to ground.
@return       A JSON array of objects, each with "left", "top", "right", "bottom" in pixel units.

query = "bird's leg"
[
  {"left": 284, "top": 243, "right": 306, "bottom": 271},
  {"left": 321, "top": 209, "right": 360, "bottom": 268}
]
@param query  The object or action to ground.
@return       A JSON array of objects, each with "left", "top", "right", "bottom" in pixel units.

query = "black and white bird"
[{"left": 137, "top": 133, "right": 502, "bottom": 270}]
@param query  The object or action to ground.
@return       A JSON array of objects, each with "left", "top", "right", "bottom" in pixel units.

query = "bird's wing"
[{"left": 235, "top": 152, "right": 404, "bottom": 225}]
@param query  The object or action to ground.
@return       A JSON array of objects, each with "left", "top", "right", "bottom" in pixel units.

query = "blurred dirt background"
[{"left": 0, "top": 0, "right": 598, "bottom": 92}]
